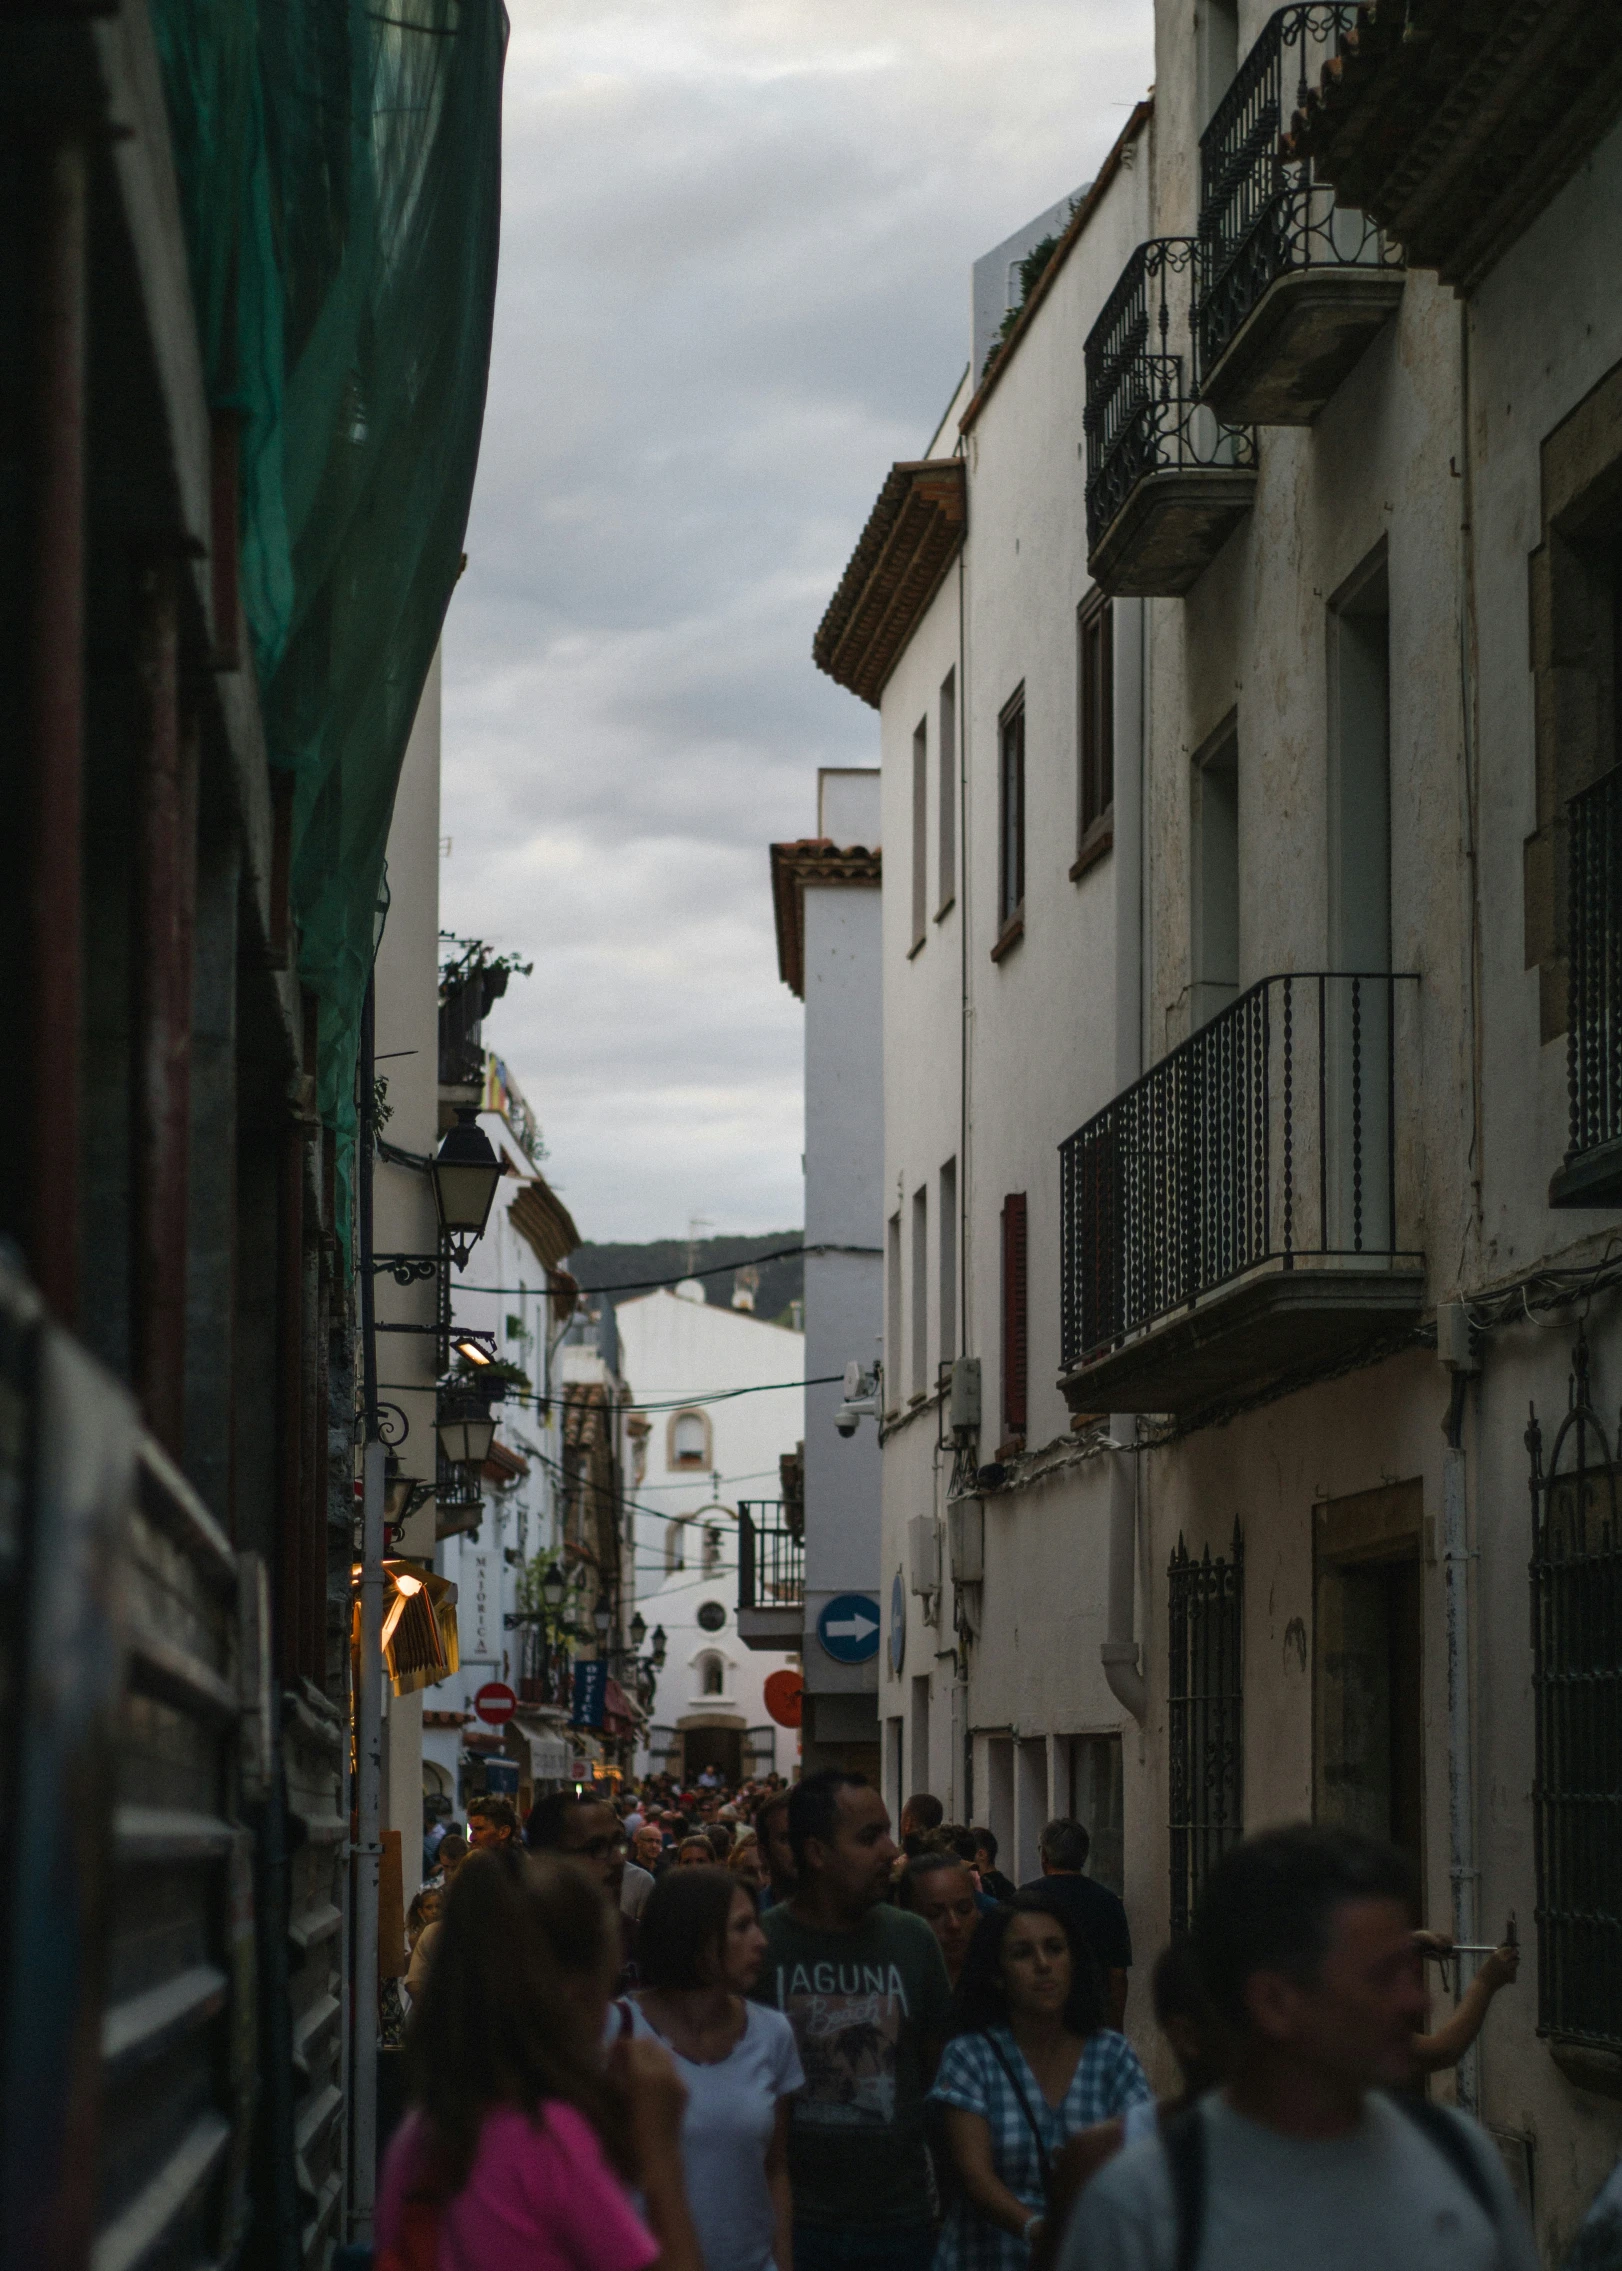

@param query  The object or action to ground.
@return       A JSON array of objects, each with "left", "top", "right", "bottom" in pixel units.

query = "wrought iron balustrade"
[
  {"left": 1196, "top": 5, "right": 1399, "bottom": 384},
  {"left": 738, "top": 1501, "right": 805, "bottom": 1614},
  {"left": 1563, "top": 764, "right": 1622, "bottom": 1173},
  {"left": 1059, "top": 971, "right": 1420, "bottom": 1374},
  {"left": 1083, "top": 237, "right": 1256, "bottom": 553}
]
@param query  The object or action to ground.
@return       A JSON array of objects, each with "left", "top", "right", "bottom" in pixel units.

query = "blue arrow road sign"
[{"left": 817, "top": 1593, "right": 881, "bottom": 1665}]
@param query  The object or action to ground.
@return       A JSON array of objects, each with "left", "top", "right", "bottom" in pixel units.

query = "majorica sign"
[{"left": 817, "top": 1592, "right": 880, "bottom": 1665}]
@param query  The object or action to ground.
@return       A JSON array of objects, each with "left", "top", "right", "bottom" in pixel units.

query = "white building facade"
[
  {"left": 617, "top": 1284, "right": 804, "bottom": 1783},
  {"left": 818, "top": 10, "right": 1622, "bottom": 2253}
]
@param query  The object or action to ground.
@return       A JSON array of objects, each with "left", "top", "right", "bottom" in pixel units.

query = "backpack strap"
[
  {"left": 1391, "top": 2095, "right": 1498, "bottom": 2230},
  {"left": 1159, "top": 2104, "right": 1206, "bottom": 2271},
  {"left": 979, "top": 2029, "right": 1055, "bottom": 2205}
]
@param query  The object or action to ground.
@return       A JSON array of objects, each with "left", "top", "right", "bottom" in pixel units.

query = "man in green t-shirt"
[{"left": 754, "top": 1769, "right": 952, "bottom": 2271}]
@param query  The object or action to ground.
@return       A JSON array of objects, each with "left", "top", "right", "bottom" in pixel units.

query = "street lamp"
[
  {"left": 593, "top": 1594, "right": 613, "bottom": 1641},
  {"left": 629, "top": 1610, "right": 647, "bottom": 1651},
  {"left": 540, "top": 1562, "right": 567, "bottom": 1615},
  {"left": 435, "top": 1391, "right": 497, "bottom": 1469},
  {"left": 429, "top": 1107, "right": 503, "bottom": 1267},
  {"left": 650, "top": 1624, "right": 667, "bottom": 1668}
]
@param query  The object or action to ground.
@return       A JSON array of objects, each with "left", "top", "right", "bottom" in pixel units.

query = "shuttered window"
[{"left": 1001, "top": 1192, "right": 1028, "bottom": 1439}]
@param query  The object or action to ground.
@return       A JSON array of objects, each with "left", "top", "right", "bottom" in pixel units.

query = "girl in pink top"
[{"left": 378, "top": 1848, "right": 702, "bottom": 2271}]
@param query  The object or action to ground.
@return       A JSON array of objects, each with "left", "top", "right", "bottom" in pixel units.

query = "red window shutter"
[{"left": 1001, "top": 1193, "right": 1028, "bottom": 1437}]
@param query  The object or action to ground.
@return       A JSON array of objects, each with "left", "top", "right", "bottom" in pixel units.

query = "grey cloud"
[{"left": 441, "top": 0, "right": 1152, "bottom": 1238}]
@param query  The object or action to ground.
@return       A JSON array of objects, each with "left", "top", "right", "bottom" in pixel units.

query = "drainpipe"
[
  {"left": 1440, "top": 1315, "right": 1478, "bottom": 2111},
  {"left": 1102, "top": 600, "right": 1148, "bottom": 1724},
  {"left": 351, "top": 979, "right": 384, "bottom": 2237}
]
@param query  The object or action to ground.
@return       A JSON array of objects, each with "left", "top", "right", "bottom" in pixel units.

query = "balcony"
[
  {"left": 1058, "top": 972, "right": 1423, "bottom": 1416},
  {"left": 1551, "top": 767, "right": 1622, "bottom": 1208},
  {"left": 1289, "top": 0, "right": 1622, "bottom": 295},
  {"left": 737, "top": 1501, "right": 805, "bottom": 1652},
  {"left": 1083, "top": 239, "right": 1258, "bottom": 597},
  {"left": 1197, "top": 6, "right": 1403, "bottom": 426}
]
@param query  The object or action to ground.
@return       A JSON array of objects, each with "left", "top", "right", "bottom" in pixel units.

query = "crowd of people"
[{"left": 380, "top": 1768, "right": 1585, "bottom": 2271}]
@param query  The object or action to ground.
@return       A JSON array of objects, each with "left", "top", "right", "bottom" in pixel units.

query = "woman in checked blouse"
[{"left": 929, "top": 1892, "right": 1152, "bottom": 2271}]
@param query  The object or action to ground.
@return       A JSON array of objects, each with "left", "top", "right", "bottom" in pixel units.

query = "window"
[
  {"left": 939, "top": 1158, "right": 957, "bottom": 1366},
  {"left": 1168, "top": 1522, "right": 1244, "bottom": 1936},
  {"left": 1191, "top": 721, "right": 1239, "bottom": 1031},
  {"left": 938, "top": 670, "right": 957, "bottom": 913},
  {"left": 1076, "top": 590, "right": 1114, "bottom": 869},
  {"left": 911, "top": 1676, "right": 932, "bottom": 1794},
  {"left": 1196, "top": 0, "right": 1239, "bottom": 127},
  {"left": 911, "top": 719, "right": 928, "bottom": 952},
  {"left": 698, "top": 1651, "right": 725, "bottom": 1697},
  {"left": 910, "top": 1185, "right": 928, "bottom": 1399},
  {"left": 1529, "top": 1346, "right": 1622, "bottom": 2048},
  {"left": 1000, "top": 1193, "right": 1027, "bottom": 1441},
  {"left": 665, "top": 1518, "right": 688, "bottom": 1574},
  {"left": 667, "top": 1408, "right": 711, "bottom": 1470},
  {"left": 997, "top": 693, "right": 1026, "bottom": 941},
  {"left": 886, "top": 1210, "right": 902, "bottom": 1415}
]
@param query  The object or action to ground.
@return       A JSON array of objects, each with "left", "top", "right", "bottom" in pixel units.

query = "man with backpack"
[{"left": 1059, "top": 1825, "right": 1537, "bottom": 2271}]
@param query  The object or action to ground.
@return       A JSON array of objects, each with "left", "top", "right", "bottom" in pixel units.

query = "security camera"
[
  {"left": 833, "top": 1357, "right": 882, "bottom": 1438},
  {"left": 835, "top": 1405, "right": 860, "bottom": 1438}
]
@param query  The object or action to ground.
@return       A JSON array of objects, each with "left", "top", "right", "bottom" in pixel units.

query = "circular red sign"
[
  {"left": 763, "top": 1670, "right": 803, "bottom": 1729},
  {"left": 473, "top": 1681, "right": 517, "bottom": 1726}
]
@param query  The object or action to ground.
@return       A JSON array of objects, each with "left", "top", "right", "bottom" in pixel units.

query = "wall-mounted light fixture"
[{"left": 430, "top": 1107, "right": 503, "bottom": 1267}]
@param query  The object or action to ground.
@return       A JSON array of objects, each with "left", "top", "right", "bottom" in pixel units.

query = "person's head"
[
  {"left": 678, "top": 1835, "right": 716, "bottom": 1867},
  {"left": 436, "top": 1833, "right": 469, "bottom": 1880},
  {"left": 639, "top": 1863, "right": 766, "bottom": 1997},
  {"left": 898, "top": 1850, "right": 980, "bottom": 1984},
  {"left": 525, "top": 1791, "right": 627, "bottom": 1896},
  {"left": 899, "top": 1792, "right": 944, "bottom": 1852},
  {"left": 1038, "top": 1818, "right": 1091, "bottom": 1876},
  {"left": 1191, "top": 1825, "right": 1425, "bottom": 2094},
  {"left": 971, "top": 1826, "right": 999, "bottom": 1875},
  {"left": 940, "top": 1825, "right": 981, "bottom": 1868},
  {"left": 407, "top": 1885, "right": 443, "bottom": 1942},
  {"left": 705, "top": 1822, "right": 734, "bottom": 1860},
  {"left": 756, "top": 1792, "right": 795, "bottom": 1893},
  {"left": 468, "top": 1796, "right": 521, "bottom": 1850},
  {"left": 951, "top": 1889, "right": 1107, "bottom": 2038},
  {"left": 406, "top": 1848, "right": 630, "bottom": 2189},
  {"left": 1151, "top": 1940, "right": 1224, "bottom": 2100},
  {"left": 787, "top": 1771, "right": 896, "bottom": 1917},
  {"left": 728, "top": 1835, "right": 765, "bottom": 1891},
  {"left": 632, "top": 1823, "right": 665, "bottom": 1872}
]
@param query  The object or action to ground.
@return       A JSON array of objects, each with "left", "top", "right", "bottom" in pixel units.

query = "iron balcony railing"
[
  {"left": 738, "top": 1500, "right": 805, "bottom": 1614},
  {"left": 1196, "top": 5, "right": 1400, "bottom": 382},
  {"left": 1083, "top": 237, "right": 1256, "bottom": 551},
  {"left": 1564, "top": 764, "right": 1622, "bottom": 1169},
  {"left": 1059, "top": 971, "right": 1421, "bottom": 1373}
]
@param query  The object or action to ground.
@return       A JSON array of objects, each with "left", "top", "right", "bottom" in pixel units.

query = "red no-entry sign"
[{"left": 474, "top": 1681, "right": 517, "bottom": 1726}]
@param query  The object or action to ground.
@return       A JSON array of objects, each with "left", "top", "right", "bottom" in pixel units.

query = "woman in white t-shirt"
[{"left": 623, "top": 1865, "right": 804, "bottom": 2271}]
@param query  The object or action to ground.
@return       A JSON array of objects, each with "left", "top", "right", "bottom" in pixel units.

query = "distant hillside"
[{"left": 566, "top": 1234, "right": 804, "bottom": 1330}]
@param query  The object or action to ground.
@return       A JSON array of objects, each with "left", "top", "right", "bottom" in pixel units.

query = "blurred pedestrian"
[
  {"left": 468, "top": 1796, "right": 522, "bottom": 1851},
  {"left": 901, "top": 1793, "right": 945, "bottom": 1857},
  {"left": 380, "top": 1848, "right": 703, "bottom": 2271},
  {"left": 1058, "top": 1826, "right": 1538, "bottom": 2271},
  {"left": 754, "top": 1770, "right": 952, "bottom": 2271},
  {"left": 729, "top": 1834, "right": 766, "bottom": 1895},
  {"left": 897, "top": 1850, "right": 982, "bottom": 1989},
  {"left": 634, "top": 1823, "right": 669, "bottom": 1877},
  {"left": 707, "top": 1822, "right": 736, "bottom": 1862},
  {"left": 528, "top": 1790, "right": 638, "bottom": 1984},
  {"left": 973, "top": 1831, "right": 1017, "bottom": 1907},
  {"left": 931, "top": 1894, "right": 1150, "bottom": 2271},
  {"left": 1411, "top": 1930, "right": 1520, "bottom": 2075},
  {"left": 679, "top": 1835, "right": 718, "bottom": 1868},
  {"left": 628, "top": 1865, "right": 804, "bottom": 2271},
  {"left": 1019, "top": 1822, "right": 1131, "bottom": 2030},
  {"left": 434, "top": 1832, "right": 469, "bottom": 1886},
  {"left": 755, "top": 1792, "right": 795, "bottom": 1913}
]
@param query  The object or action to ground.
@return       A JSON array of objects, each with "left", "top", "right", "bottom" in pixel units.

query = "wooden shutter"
[{"left": 1001, "top": 1192, "right": 1028, "bottom": 1437}]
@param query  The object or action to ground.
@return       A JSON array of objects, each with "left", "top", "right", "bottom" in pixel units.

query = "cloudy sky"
[{"left": 439, "top": 0, "right": 1153, "bottom": 1242}]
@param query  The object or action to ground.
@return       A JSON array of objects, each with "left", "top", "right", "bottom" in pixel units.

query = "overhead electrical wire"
[{"left": 452, "top": 1238, "right": 880, "bottom": 1301}]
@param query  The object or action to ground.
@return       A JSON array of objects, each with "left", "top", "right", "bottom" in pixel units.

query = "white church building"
[{"left": 616, "top": 1280, "right": 804, "bottom": 1783}]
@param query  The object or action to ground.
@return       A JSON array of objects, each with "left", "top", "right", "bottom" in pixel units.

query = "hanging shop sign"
[{"left": 571, "top": 1659, "right": 607, "bottom": 1729}]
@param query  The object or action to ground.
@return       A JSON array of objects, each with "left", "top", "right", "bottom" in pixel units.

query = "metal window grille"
[
  {"left": 1527, "top": 1331, "right": 1622, "bottom": 2049},
  {"left": 1082, "top": 237, "right": 1257, "bottom": 553},
  {"left": 1564, "top": 765, "right": 1622, "bottom": 1167},
  {"left": 1195, "top": 5, "right": 1399, "bottom": 381},
  {"left": 737, "top": 1502, "right": 805, "bottom": 1612},
  {"left": 1169, "top": 1521, "right": 1244, "bottom": 1936},
  {"left": 1059, "top": 971, "right": 1420, "bottom": 1373}
]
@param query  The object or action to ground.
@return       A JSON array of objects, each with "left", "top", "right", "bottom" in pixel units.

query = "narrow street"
[{"left": 1, "top": 5, "right": 1621, "bottom": 2270}]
